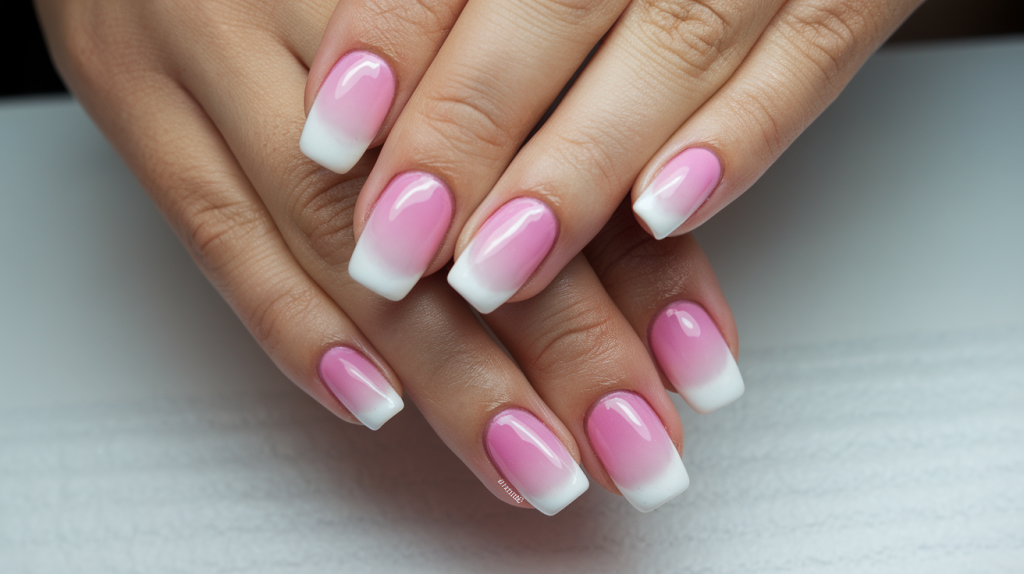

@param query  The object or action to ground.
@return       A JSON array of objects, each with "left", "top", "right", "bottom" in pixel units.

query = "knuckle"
[
  {"left": 244, "top": 275, "right": 321, "bottom": 352},
  {"left": 361, "top": 0, "right": 458, "bottom": 45},
  {"left": 175, "top": 186, "right": 271, "bottom": 277},
  {"left": 417, "top": 72, "right": 517, "bottom": 162},
  {"left": 547, "top": 124, "right": 631, "bottom": 198},
  {"left": 522, "top": 291, "right": 620, "bottom": 377},
  {"left": 778, "top": 1, "right": 871, "bottom": 89},
  {"left": 287, "top": 175, "right": 363, "bottom": 268},
  {"left": 527, "top": 0, "right": 608, "bottom": 24},
  {"left": 631, "top": 0, "right": 737, "bottom": 76},
  {"left": 725, "top": 90, "right": 790, "bottom": 160}
]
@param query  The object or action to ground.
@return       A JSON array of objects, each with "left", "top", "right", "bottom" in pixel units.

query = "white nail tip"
[
  {"left": 353, "top": 389, "right": 404, "bottom": 431},
  {"left": 680, "top": 355, "right": 746, "bottom": 415},
  {"left": 299, "top": 105, "right": 368, "bottom": 175},
  {"left": 348, "top": 236, "right": 420, "bottom": 301},
  {"left": 527, "top": 464, "right": 590, "bottom": 517},
  {"left": 618, "top": 454, "right": 690, "bottom": 513},
  {"left": 633, "top": 194, "right": 688, "bottom": 241},
  {"left": 447, "top": 256, "right": 515, "bottom": 314}
]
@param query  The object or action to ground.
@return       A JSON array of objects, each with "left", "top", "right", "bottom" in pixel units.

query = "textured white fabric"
[{"left": 2, "top": 38, "right": 1023, "bottom": 572}]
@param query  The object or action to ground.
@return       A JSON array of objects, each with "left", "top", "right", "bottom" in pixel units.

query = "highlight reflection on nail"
[
  {"left": 649, "top": 301, "right": 744, "bottom": 413},
  {"left": 300, "top": 51, "right": 395, "bottom": 174},
  {"left": 587, "top": 392, "right": 688, "bottom": 512},
  {"left": 319, "top": 347, "right": 403, "bottom": 430},
  {"left": 349, "top": 172, "right": 453, "bottom": 301},
  {"left": 633, "top": 148, "right": 721, "bottom": 239},
  {"left": 447, "top": 197, "right": 557, "bottom": 314},
  {"left": 485, "top": 409, "right": 589, "bottom": 516}
]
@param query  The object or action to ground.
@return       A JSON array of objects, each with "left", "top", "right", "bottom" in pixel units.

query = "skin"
[
  {"left": 319, "top": 0, "right": 926, "bottom": 306},
  {"left": 35, "top": 0, "right": 738, "bottom": 512}
]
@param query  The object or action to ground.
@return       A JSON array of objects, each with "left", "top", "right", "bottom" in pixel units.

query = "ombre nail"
[
  {"left": 300, "top": 51, "right": 395, "bottom": 174},
  {"left": 485, "top": 409, "right": 589, "bottom": 515},
  {"left": 587, "top": 392, "right": 689, "bottom": 512},
  {"left": 447, "top": 197, "right": 557, "bottom": 314},
  {"left": 633, "top": 148, "right": 721, "bottom": 239},
  {"left": 649, "top": 301, "right": 744, "bottom": 414},
  {"left": 319, "top": 347, "right": 403, "bottom": 430},
  {"left": 349, "top": 172, "right": 453, "bottom": 301}
]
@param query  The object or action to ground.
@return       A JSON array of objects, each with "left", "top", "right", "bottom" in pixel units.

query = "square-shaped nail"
[
  {"left": 587, "top": 392, "right": 689, "bottom": 512},
  {"left": 633, "top": 148, "right": 721, "bottom": 239},
  {"left": 349, "top": 172, "right": 453, "bottom": 301},
  {"left": 319, "top": 347, "right": 403, "bottom": 430},
  {"left": 485, "top": 409, "right": 589, "bottom": 515},
  {"left": 649, "top": 301, "right": 744, "bottom": 414},
  {"left": 447, "top": 197, "right": 557, "bottom": 314},
  {"left": 300, "top": 51, "right": 395, "bottom": 174}
]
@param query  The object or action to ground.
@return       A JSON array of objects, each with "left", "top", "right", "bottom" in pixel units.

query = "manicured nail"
[
  {"left": 300, "top": 51, "right": 395, "bottom": 174},
  {"left": 348, "top": 172, "right": 453, "bottom": 301},
  {"left": 447, "top": 197, "right": 557, "bottom": 314},
  {"left": 633, "top": 148, "right": 721, "bottom": 239},
  {"left": 587, "top": 391, "right": 689, "bottom": 513},
  {"left": 485, "top": 409, "right": 589, "bottom": 516},
  {"left": 649, "top": 301, "right": 745, "bottom": 414},
  {"left": 318, "top": 347, "right": 403, "bottom": 430}
]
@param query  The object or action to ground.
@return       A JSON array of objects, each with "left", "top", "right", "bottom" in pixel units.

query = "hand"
[
  {"left": 303, "top": 0, "right": 924, "bottom": 312},
  {"left": 37, "top": 0, "right": 745, "bottom": 514}
]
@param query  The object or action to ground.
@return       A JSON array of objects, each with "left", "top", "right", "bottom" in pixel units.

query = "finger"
[
  {"left": 587, "top": 201, "right": 744, "bottom": 414},
  {"left": 76, "top": 60, "right": 403, "bottom": 429},
  {"left": 447, "top": 0, "right": 787, "bottom": 313},
  {"left": 174, "top": 25, "right": 589, "bottom": 514},
  {"left": 347, "top": 0, "right": 630, "bottom": 302},
  {"left": 632, "top": 0, "right": 924, "bottom": 238},
  {"left": 299, "top": 0, "right": 466, "bottom": 174},
  {"left": 486, "top": 255, "right": 690, "bottom": 512}
]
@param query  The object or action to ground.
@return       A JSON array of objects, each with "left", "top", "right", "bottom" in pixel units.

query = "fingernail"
[
  {"left": 649, "top": 301, "right": 745, "bottom": 414},
  {"left": 485, "top": 409, "right": 589, "bottom": 516},
  {"left": 633, "top": 148, "right": 721, "bottom": 240},
  {"left": 300, "top": 51, "right": 395, "bottom": 174},
  {"left": 587, "top": 391, "right": 689, "bottom": 513},
  {"left": 447, "top": 197, "right": 557, "bottom": 314},
  {"left": 318, "top": 347, "right": 403, "bottom": 430},
  {"left": 348, "top": 172, "right": 453, "bottom": 301}
]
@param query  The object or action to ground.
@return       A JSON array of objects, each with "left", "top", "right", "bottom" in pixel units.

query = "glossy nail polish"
[
  {"left": 300, "top": 51, "right": 395, "bottom": 174},
  {"left": 319, "top": 347, "right": 403, "bottom": 430},
  {"left": 485, "top": 409, "right": 589, "bottom": 516},
  {"left": 633, "top": 148, "right": 721, "bottom": 239},
  {"left": 348, "top": 172, "right": 453, "bottom": 301},
  {"left": 447, "top": 197, "right": 557, "bottom": 314},
  {"left": 649, "top": 301, "right": 745, "bottom": 414},
  {"left": 587, "top": 391, "right": 689, "bottom": 512}
]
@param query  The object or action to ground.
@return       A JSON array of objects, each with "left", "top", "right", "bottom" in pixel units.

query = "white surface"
[{"left": 1, "top": 38, "right": 1023, "bottom": 571}]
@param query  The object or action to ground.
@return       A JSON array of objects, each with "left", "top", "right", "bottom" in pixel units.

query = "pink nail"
[
  {"left": 587, "top": 392, "right": 689, "bottom": 512},
  {"left": 447, "top": 197, "right": 558, "bottom": 314},
  {"left": 649, "top": 301, "right": 745, "bottom": 414},
  {"left": 633, "top": 148, "right": 721, "bottom": 239},
  {"left": 319, "top": 347, "right": 403, "bottom": 430},
  {"left": 485, "top": 409, "right": 589, "bottom": 516},
  {"left": 348, "top": 172, "right": 453, "bottom": 301},
  {"left": 300, "top": 51, "right": 395, "bottom": 174}
]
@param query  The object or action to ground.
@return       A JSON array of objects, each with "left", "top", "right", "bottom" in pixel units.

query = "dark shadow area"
[{"left": 2, "top": 0, "right": 1023, "bottom": 97}]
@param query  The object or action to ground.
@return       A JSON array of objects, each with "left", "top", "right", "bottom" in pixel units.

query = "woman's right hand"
[{"left": 36, "top": 0, "right": 745, "bottom": 514}]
